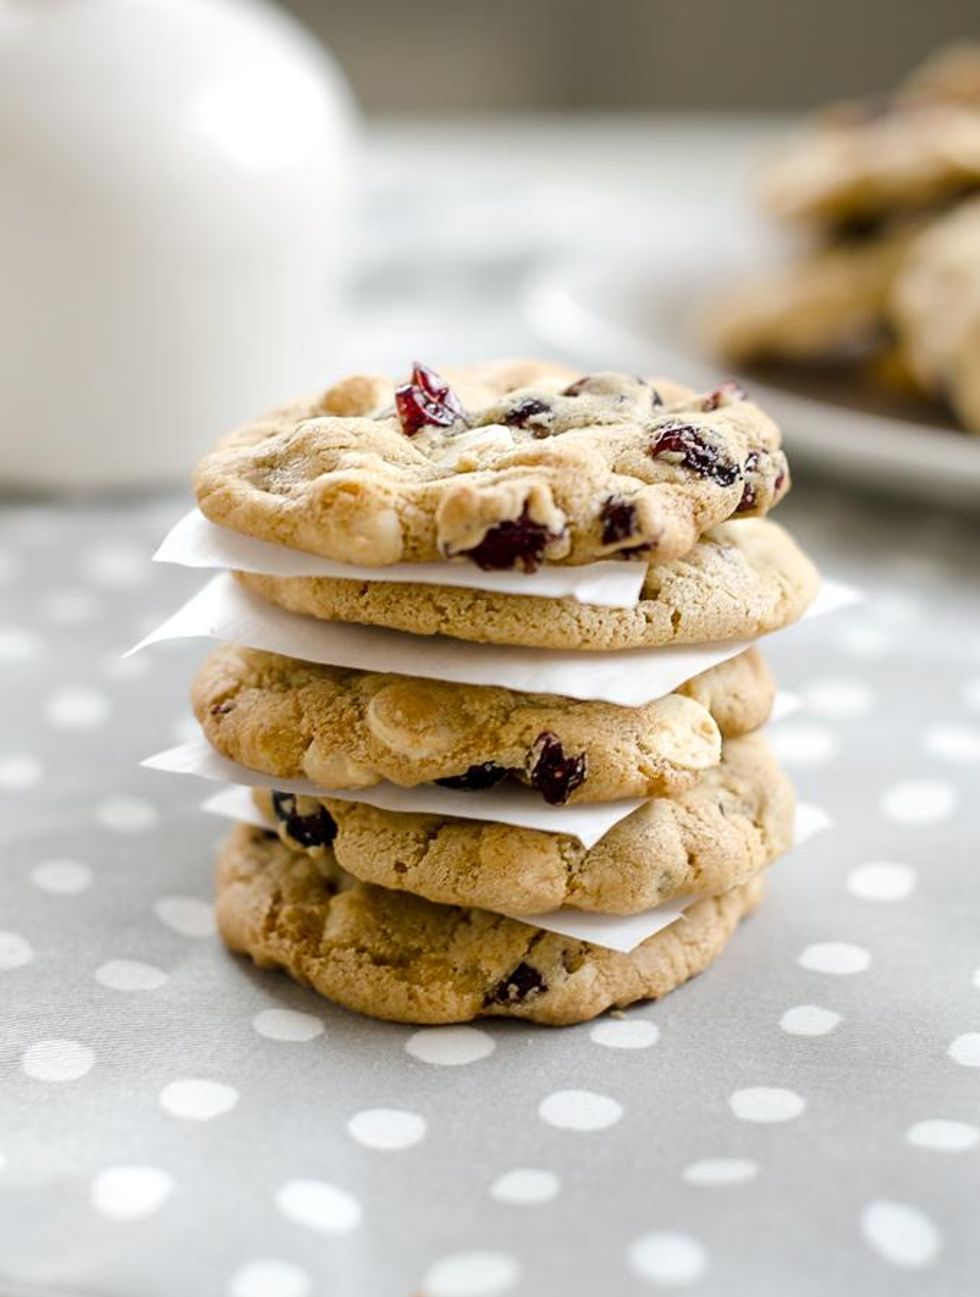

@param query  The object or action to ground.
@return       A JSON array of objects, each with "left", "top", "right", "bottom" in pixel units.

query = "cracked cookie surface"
[
  {"left": 216, "top": 823, "right": 764, "bottom": 1025},
  {"left": 194, "top": 360, "right": 789, "bottom": 570},
  {"left": 255, "top": 733, "right": 793, "bottom": 916},
  {"left": 234, "top": 518, "right": 819, "bottom": 651},
  {"left": 193, "top": 647, "right": 774, "bottom": 805}
]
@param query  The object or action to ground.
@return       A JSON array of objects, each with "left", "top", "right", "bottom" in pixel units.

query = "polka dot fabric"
[{"left": 1, "top": 483, "right": 978, "bottom": 1297}]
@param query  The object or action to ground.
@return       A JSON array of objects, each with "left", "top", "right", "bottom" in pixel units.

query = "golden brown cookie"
[
  {"left": 194, "top": 360, "right": 789, "bottom": 570},
  {"left": 888, "top": 196, "right": 980, "bottom": 432},
  {"left": 234, "top": 518, "right": 818, "bottom": 651},
  {"left": 193, "top": 647, "right": 774, "bottom": 806},
  {"left": 708, "top": 227, "right": 913, "bottom": 363},
  {"left": 255, "top": 732, "right": 793, "bottom": 916},
  {"left": 216, "top": 822, "right": 764, "bottom": 1025}
]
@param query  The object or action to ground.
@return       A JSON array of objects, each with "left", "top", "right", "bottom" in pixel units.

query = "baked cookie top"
[
  {"left": 762, "top": 49, "right": 980, "bottom": 231},
  {"left": 233, "top": 517, "right": 820, "bottom": 652},
  {"left": 216, "top": 822, "right": 763, "bottom": 1025},
  {"left": 194, "top": 360, "right": 789, "bottom": 570},
  {"left": 256, "top": 730, "right": 792, "bottom": 916},
  {"left": 193, "top": 646, "right": 772, "bottom": 806}
]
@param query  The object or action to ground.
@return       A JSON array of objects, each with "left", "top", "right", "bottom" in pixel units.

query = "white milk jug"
[{"left": 0, "top": 0, "right": 355, "bottom": 489}]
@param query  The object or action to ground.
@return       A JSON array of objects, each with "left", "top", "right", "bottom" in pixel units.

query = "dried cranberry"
[
  {"left": 436, "top": 762, "right": 509, "bottom": 791},
  {"left": 701, "top": 379, "right": 747, "bottom": 411},
  {"left": 502, "top": 397, "right": 551, "bottom": 428},
  {"left": 394, "top": 362, "right": 465, "bottom": 436},
  {"left": 649, "top": 422, "right": 740, "bottom": 487},
  {"left": 271, "top": 792, "right": 337, "bottom": 849},
  {"left": 461, "top": 504, "right": 564, "bottom": 573},
  {"left": 528, "top": 732, "right": 587, "bottom": 805},
  {"left": 486, "top": 961, "right": 547, "bottom": 1006},
  {"left": 599, "top": 496, "right": 639, "bottom": 545}
]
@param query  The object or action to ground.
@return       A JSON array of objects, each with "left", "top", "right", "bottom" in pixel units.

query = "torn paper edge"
[{"left": 154, "top": 509, "right": 649, "bottom": 608}]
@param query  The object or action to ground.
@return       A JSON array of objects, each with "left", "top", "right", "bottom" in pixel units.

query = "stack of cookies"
[
  {"left": 709, "top": 42, "right": 980, "bottom": 435},
  {"left": 180, "top": 359, "right": 819, "bottom": 1026}
]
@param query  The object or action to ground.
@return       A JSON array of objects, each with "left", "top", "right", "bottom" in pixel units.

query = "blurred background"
[{"left": 283, "top": 0, "right": 979, "bottom": 113}]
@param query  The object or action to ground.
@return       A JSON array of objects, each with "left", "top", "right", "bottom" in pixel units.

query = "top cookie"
[
  {"left": 194, "top": 360, "right": 789, "bottom": 570},
  {"left": 762, "top": 50, "right": 980, "bottom": 232}
]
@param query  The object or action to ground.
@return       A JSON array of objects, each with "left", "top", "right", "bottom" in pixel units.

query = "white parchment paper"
[
  {"left": 129, "top": 574, "right": 859, "bottom": 706},
  {"left": 145, "top": 735, "right": 643, "bottom": 848},
  {"left": 202, "top": 783, "right": 831, "bottom": 953},
  {"left": 154, "top": 509, "right": 649, "bottom": 608}
]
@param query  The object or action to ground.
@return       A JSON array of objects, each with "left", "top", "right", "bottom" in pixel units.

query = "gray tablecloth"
[{"left": 2, "top": 482, "right": 979, "bottom": 1297}]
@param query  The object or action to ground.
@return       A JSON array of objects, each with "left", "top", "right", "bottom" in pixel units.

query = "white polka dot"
[
  {"left": 31, "top": 859, "right": 92, "bottom": 895},
  {"left": 39, "top": 589, "right": 101, "bottom": 626},
  {"left": 880, "top": 779, "right": 956, "bottom": 824},
  {"left": 252, "top": 1009, "right": 324, "bottom": 1042},
  {"left": 964, "top": 678, "right": 980, "bottom": 711},
  {"left": 22, "top": 1039, "right": 94, "bottom": 1082},
  {"left": 0, "top": 627, "right": 40, "bottom": 662},
  {"left": 422, "top": 1251, "right": 520, "bottom": 1297},
  {"left": 538, "top": 1089, "right": 623, "bottom": 1131},
  {"left": 159, "top": 1078, "right": 239, "bottom": 1120},
  {"left": 861, "top": 1201, "right": 941, "bottom": 1269},
  {"left": 948, "top": 1033, "right": 980, "bottom": 1067},
  {"left": 44, "top": 686, "right": 109, "bottom": 731},
  {"left": 154, "top": 896, "right": 215, "bottom": 938},
  {"left": 846, "top": 862, "right": 916, "bottom": 902},
  {"left": 798, "top": 942, "right": 871, "bottom": 975},
  {"left": 779, "top": 1005, "right": 842, "bottom": 1036},
  {"left": 82, "top": 542, "right": 148, "bottom": 587},
  {"left": 489, "top": 1168, "right": 560, "bottom": 1205},
  {"left": 104, "top": 651, "right": 151, "bottom": 680},
  {"left": 0, "top": 755, "right": 41, "bottom": 790},
  {"left": 405, "top": 1026, "right": 495, "bottom": 1066},
  {"left": 347, "top": 1108, "right": 426, "bottom": 1150},
  {"left": 228, "top": 1260, "right": 312, "bottom": 1297},
  {"left": 95, "top": 960, "right": 168, "bottom": 991},
  {"left": 682, "top": 1158, "right": 758, "bottom": 1187},
  {"left": 729, "top": 1087, "right": 805, "bottom": 1123},
  {"left": 589, "top": 1018, "right": 660, "bottom": 1049},
  {"left": 767, "top": 723, "right": 839, "bottom": 767},
  {"left": 0, "top": 931, "right": 34, "bottom": 969},
  {"left": 803, "top": 678, "right": 876, "bottom": 719},
  {"left": 628, "top": 1232, "right": 708, "bottom": 1286},
  {"left": 906, "top": 1119, "right": 979, "bottom": 1152},
  {"left": 90, "top": 1165, "right": 174, "bottom": 1221},
  {"left": 834, "top": 624, "right": 891, "bottom": 659},
  {"left": 96, "top": 796, "right": 158, "bottom": 832},
  {"left": 923, "top": 723, "right": 980, "bottom": 764},
  {"left": 276, "top": 1179, "right": 362, "bottom": 1234}
]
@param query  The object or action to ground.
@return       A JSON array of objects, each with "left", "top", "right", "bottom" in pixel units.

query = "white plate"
[{"left": 524, "top": 255, "right": 980, "bottom": 507}]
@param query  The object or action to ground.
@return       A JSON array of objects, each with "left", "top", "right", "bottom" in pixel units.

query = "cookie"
[
  {"left": 216, "top": 823, "right": 764, "bottom": 1025},
  {"left": 708, "top": 227, "right": 913, "bottom": 363},
  {"left": 255, "top": 732, "right": 793, "bottom": 916},
  {"left": 193, "top": 647, "right": 774, "bottom": 806},
  {"left": 888, "top": 197, "right": 980, "bottom": 432},
  {"left": 761, "top": 94, "right": 980, "bottom": 233},
  {"left": 234, "top": 517, "right": 819, "bottom": 651},
  {"left": 194, "top": 360, "right": 789, "bottom": 571}
]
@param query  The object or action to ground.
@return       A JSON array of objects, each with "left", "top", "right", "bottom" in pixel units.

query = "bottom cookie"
[{"left": 216, "top": 823, "right": 764, "bottom": 1026}]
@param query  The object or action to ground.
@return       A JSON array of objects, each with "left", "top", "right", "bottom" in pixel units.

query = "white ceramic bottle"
[{"left": 0, "top": 0, "right": 355, "bottom": 489}]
